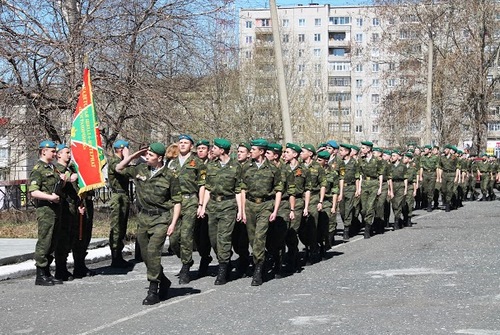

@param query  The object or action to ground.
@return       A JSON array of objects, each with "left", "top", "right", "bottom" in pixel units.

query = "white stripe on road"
[{"left": 77, "top": 289, "right": 216, "bottom": 335}]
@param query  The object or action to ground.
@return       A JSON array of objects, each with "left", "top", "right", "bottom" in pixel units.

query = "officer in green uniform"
[
  {"left": 107, "top": 139, "right": 132, "bottom": 268},
  {"left": 358, "top": 141, "right": 384, "bottom": 239},
  {"left": 232, "top": 142, "right": 252, "bottom": 277},
  {"left": 390, "top": 151, "right": 408, "bottom": 230},
  {"left": 241, "top": 138, "right": 283, "bottom": 286},
  {"left": 168, "top": 134, "right": 207, "bottom": 284},
  {"left": 402, "top": 153, "right": 418, "bottom": 227},
  {"left": 29, "top": 140, "right": 64, "bottom": 286},
  {"left": 373, "top": 148, "right": 392, "bottom": 233},
  {"left": 116, "top": 142, "right": 181, "bottom": 305},
  {"left": 283, "top": 143, "right": 311, "bottom": 273},
  {"left": 316, "top": 150, "right": 338, "bottom": 253},
  {"left": 199, "top": 138, "right": 242, "bottom": 285},
  {"left": 476, "top": 153, "right": 491, "bottom": 201},
  {"left": 338, "top": 144, "right": 361, "bottom": 241}
]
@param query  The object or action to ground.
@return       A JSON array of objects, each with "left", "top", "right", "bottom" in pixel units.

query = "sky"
[{"left": 235, "top": 0, "right": 372, "bottom": 8}]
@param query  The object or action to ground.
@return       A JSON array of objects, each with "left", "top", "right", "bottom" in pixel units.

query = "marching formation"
[{"left": 29, "top": 137, "right": 498, "bottom": 305}]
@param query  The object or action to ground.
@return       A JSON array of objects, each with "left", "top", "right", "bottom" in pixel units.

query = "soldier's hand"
[
  {"left": 377, "top": 188, "right": 382, "bottom": 195},
  {"left": 269, "top": 212, "right": 277, "bottom": 222},
  {"left": 197, "top": 206, "right": 205, "bottom": 218},
  {"left": 241, "top": 212, "right": 247, "bottom": 224},
  {"left": 167, "top": 224, "right": 176, "bottom": 236},
  {"left": 337, "top": 194, "right": 343, "bottom": 202},
  {"left": 59, "top": 173, "right": 67, "bottom": 182},
  {"left": 236, "top": 211, "right": 242, "bottom": 222},
  {"left": 78, "top": 206, "right": 86, "bottom": 215},
  {"left": 50, "top": 193, "right": 60, "bottom": 203},
  {"left": 70, "top": 173, "right": 78, "bottom": 183},
  {"left": 303, "top": 208, "right": 309, "bottom": 217},
  {"left": 122, "top": 146, "right": 130, "bottom": 158},
  {"left": 289, "top": 211, "right": 295, "bottom": 221},
  {"left": 331, "top": 207, "right": 336, "bottom": 215},
  {"left": 317, "top": 202, "right": 323, "bottom": 211}
]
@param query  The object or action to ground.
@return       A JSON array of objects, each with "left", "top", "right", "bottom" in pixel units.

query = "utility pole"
[
  {"left": 425, "top": 31, "right": 433, "bottom": 146},
  {"left": 269, "top": 0, "right": 293, "bottom": 143}
]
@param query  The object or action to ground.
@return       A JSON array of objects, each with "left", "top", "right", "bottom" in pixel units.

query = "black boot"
[
  {"left": 214, "top": 263, "right": 228, "bottom": 285},
  {"left": 159, "top": 272, "right": 171, "bottom": 300},
  {"left": 142, "top": 281, "right": 160, "bottom": 305},
  {"left": 393, "top": 220, "right": 400, "bottom": 230},
  {"left": 427, "top": 204, "right": 432, "bottom": 212},
  {"left": 35, "top": 266, "right": 54, "bottom": 286},
  {"left": 111, "top": 249, "right": 132, "bottom": 268},
  {"left": 55, "top": 260, "right": 74, "bottom": 281},
  {"left": 445, "top": 203, "right": 451, "bottom": 212},
  {"left": 328, "top": 232, "right": 335, "bottom": 248},
  {"left": 197, "top": 255, "right": 213, "bottom": 278},
  {"left": 178, "top": 261, "right": 193, "bottom": 284},
  {"left": 364, "top": 225, "right": 371, "bottom": 239},
  {"left": 343, "top": 228, "right": 350, "bottom": 241},
  {"left": 73, "top": 254, "right": 96, "bottom": 278},
  {"left": 235, "top": 256, "right": 249, "bottom": 278},
  {"left": 251, "top": 262, "right": 263, "bottom": 286},
  {"left": 45, "top": 265, "right": 62, "bottom": 284}
]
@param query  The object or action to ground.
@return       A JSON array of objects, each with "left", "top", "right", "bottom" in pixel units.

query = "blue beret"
[
  {"left": 179, "top": 134, "right": 194, "bottom": 144},
  {"left": 113, "top": 140, "right": 129, "bottom": 149},
  {"left": 327, "top": 140, "right": 339, "bottom": 149},
  {"left": 56, "top": 144, "right": 69, "bottom": 152},
  {"left": 39, "top": 140, "right": 56, "bottom": 149}
]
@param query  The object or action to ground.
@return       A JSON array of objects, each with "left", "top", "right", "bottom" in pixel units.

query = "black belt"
[
  {"left": 35, "top": 200, "right": 60, "bottom": 208},
  {"left": 139, "top": 207, "right": 168, "bottom": 215},
  {"left": 212, "top": 194, "right": 234, "bottom": 202},
  {"left": 393, "top": 179, "right": 405, "bottom": 182},
  {"left": 443, "top": 170, "right": 455, "bottom": 173},
  {"left": 247, "top": 195, "right": 274, "bottom": 204},
  {"left": 113, "top": 189, "right": 128, "bottom": 195}
]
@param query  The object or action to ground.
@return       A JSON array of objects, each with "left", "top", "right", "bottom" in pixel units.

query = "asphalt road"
[{"left": 1, "top": 200, "right": 499, "bottom": 335}]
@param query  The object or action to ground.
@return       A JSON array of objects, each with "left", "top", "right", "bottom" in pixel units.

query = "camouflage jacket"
[
  {"left": 205, "top": 157, "right": 242, "bottom": 196},
  {"left": 28, "top": 160, "right": 59, "bottom": 195},
  {"left": 108, "top": 155, "right": 130, "bottom": 193},
  {"left": 241, "top": 159, "right": 283, "bottom": 198},
  {"left": 168, "top": 153, "right": 206, "bottom": 195}
]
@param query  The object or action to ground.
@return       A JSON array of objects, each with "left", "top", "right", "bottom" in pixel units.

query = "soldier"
[
  {"left": 325, "top": 140, "right": 341, "bottom": 166},
  {"left": 299, "top": 144, "right": 326, "bottom": 264},
  {"left": 316, "top": 150, "right": 338, "bottom": 254},
  {"left": 241, "top": 138, "right": 282, "bottom": 286},
  {"left": 53, "top": 144, "right": 77, "bottom": 281},
  {"left": 338, "top": 144, "right": 361, "bottom": 241},
  {"left": 283, "top": 143, "right": 311, "bottom": 273},
  {"left": 193, "top": 139, "right": 213, "bottom": 278},
  {"left": 476, "top": 153, "right": 491, "bottom": 201},
  {"left": 439, "top": 145, "right": 460, "bottom": 212},
  {"left": 358, "top": 141, "right": 384, "bottom": 239},
  {"left": 116, "top": 142, "right": 181, "bottom": 305},
  {"left": 413, "top": 147, "right": 423, "bottom": 210},
  {"left": 168, "top": 134, "right": 207, "bottom": 284},
  {"left": 419, "top": 145, "right": 439, "bottom": 212},
  {"left": 107, "top": 139, "right": 132, "bottom": 268},
  {"left": 29, "top": 140, "right": 64, "bottom": 286},
  {"left": 373, "top": 148, "right": 393, "bottom": 234},
  {"left": 402, "top": 152, "right": 418, "bottom": 227},
  {"left": 199, "top": 138, "right": 242, "bottom": 285},
  {"left": 232, "top": 142, "right": 251, "bottom": 277},
  {"left": 390, "top": 151, "right": 408, "bottom": 230},
  {"left": 487, "top": 155, "right": 498, "bottom": 201}
]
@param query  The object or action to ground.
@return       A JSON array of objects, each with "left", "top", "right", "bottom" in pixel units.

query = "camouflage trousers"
[
  {"left": 441, "top": 171, "right": 456, "bottom": 204},
  {"left": 391, "top": 181, "right": 405, "bottom": 221},
  {"left": 375, "top": 183, "right": 389, "bottom": 221},
  {"left": 207, "top": 199, "right": 237, "bottom": 264},
  {"left": 360, "top": 179, "right": 380, "bottom": 226},
  {"left": 298, "top": 193, "right": 319, "bottom": 248},
  {"left": 267, "top": 199, "right": 289, "bottom": 259},
  {"left": 170, "top": 195, "right": 197, "bottom": 265},
  {"left": 137, "top": 211, "right": 171, "bottom": 282},
  {"left": 109, "top": 193, "right": 130, "bottom": 252},
  {"left": 480, "top": 174, "right": 491, "bottom": 197},
  {"left": 245, "top": 199, "right": 274, "bottom": 264},
  {"left": 421, "top": 171, "right": 437, "bottom": 205},
  {"left": 35, "top": 204, "right": 61, "bottom": 268},
  {"left": 403, "top": 185, "right": 415, "bottom": 219},
  {"left": 339, "top": 185, "right": 356, "bottom": 228},
  {"left": 285, "top": 197, "right": 305, "bottom": 259}
]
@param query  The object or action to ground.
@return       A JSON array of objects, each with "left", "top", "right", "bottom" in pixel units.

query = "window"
[
  {"left": 245, "top": 50, "right": 252, "bottom": 59},
  {"left": 388, "top": 62, "right": 396, "bottom": 71},
  {"left": 355, "top": 125, "right": 363, "bottom": 133},
  {"left": 299, "top": 18, "right": 306, "bottom": 26},
  {"left": 299, "top": 79, "right": 305, "bottom": 87},
  {"left": 371, "top": 48, "right": 380, "bottom": 57},
  {"left": 298, "top": 34, "right": 305, "bottom": 42},
  {"left": 342, "top": 123, "right": 351, "bottom": 132},
  {"left": 356, "top": 94, "right": 362, "bottom": 102},
  {"left": 314, "top": 79, "right": 322, "bottom": 87},
  {"left": 314, "top": 33, "right": 321, "bottom": 42},
  {"left": 372, "top": 18, "right": 380, "bottom": 26},
  {"left": 329, "top": 77, "right": 350, "bottom": 87},
  {"left": 355, "top": 48, "right": 363, "bottom": 56},
  {"left": 371, "top": 94, "right": 380, "bottom": 104},
  {"left": 387, "top": 78, "right": 396, "bottom": 87},
  {"left": 313, "top": 48, "right": 321, "bottom": 57},
  {"left": 314, "top": 63, "right": 321, "bottom": 73},
  {"left": 356, "top": 79, "right": 363, "bottom": 88},
  {"left": 261, "top": 19, "right": 270, "bottom": 27},
  {"left": 298, "top": 64, "right": 305, "bottom": 71},
  {"left": 245, "top": 36, "right": 253, "bottom": 44},
  {"left": 371, "top": 33, "right": 380, "bottom": 42},
  {"left": 356, "top": 18, "right": 363, "bottom": 26},
  {"left": 315, "top": 18, "right": 321, "bottom": 26},
  {"left": 246, "top": 21, "right": 252, "bottom": 28},
  {"left": 488, "top": 122, "right": 500, "bottom": 131},
  {"left": 355, "top": 64, "right": 363, "bottom": 72},
  {"left": 329, "top": 62, "right": 351, "bottom": 72},
  {"left": 331, "top": 32, "right": 346, "bottom": 41},
  {"left": 372, "top": 124, "right": 379, "bottom": 133},
  {"left": 298, "top": 49, "right": 304, "bottom": 57},
  {"left": 328, "top": 93, "right": 351, "bottom": 101},
  {"left": 355, "top": 33, "right": 363, "bottom": 42},
  {"left": 328, "top": 123, "right": 339, "bottom": 132},
  {"left": 330, "top": 48, "right": 346, "bottom": 56},
  {"left": 372, "top": 62, "right": 380, "bottom": 72},
  {"left": 356, "top": 109, "right": 363, "bottom": 118},
  {"left": 314, "top": 94, "right": 323, "bottom": 102},
  {"left": 283, "top": 34, "right": 289, "bottom": 43},
  {"left": 282, "top": 19, "right": 289, "bottom": 27},
  {"left": 372, "top": 79, "right": 379, "bottom": 87},
  {"left": 330, "top": 17, "right": 350, "bottom": 25}
]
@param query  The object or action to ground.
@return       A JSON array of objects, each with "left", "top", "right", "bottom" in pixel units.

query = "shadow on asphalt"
[
  {"left": 92, "top": 264, "right": 136, "bottom": 276},
  {"left": 164, "top": 287, "right": 202, "bottom": 300}
]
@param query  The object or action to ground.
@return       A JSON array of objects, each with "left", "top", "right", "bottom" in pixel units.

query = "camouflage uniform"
[
  {"left": 320, "top": 160, "right": 340, "bottom": 247},
  {"left": 232, "top": 159, "right": 251, "bottom": 275},
  {"left": 359, "top": 156, "right": 384, "bottom": 233},
  {"left": 439, "top": 154, "right": 460, "bottom": 209},
  {"left": 168, "top": 155, "right": 206, "bottom": 266},
  {"left": 403, "top": 161, "right": 418, "bottom": 226},
  {"left": 420, "top": 154, "right": 439, "bottom": 210},
  {"left": 339, "top": 157, "right": 360, "bottom": 238},
  {"left": 119, "top": 163, "right": 181, "bottom": 283},
  {"left": 107, "top": 155, "right": 131, "bottom": 257},
  {"left": 374, "top": 158, "right": 392, "bottom": 232},
  {"left": 488, "top": 159, "right": 498, "bottom": 199},
  {"left": 29, "top": 160, "right": 61, "bottom": 270},
  {"left": 391, "top": 161, "right": 408, "bottom": 229},
  {"left": 476, "top": 158, "right": 491, "bottom": 200}
]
